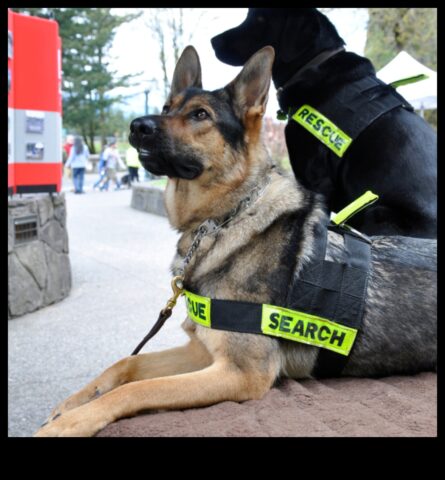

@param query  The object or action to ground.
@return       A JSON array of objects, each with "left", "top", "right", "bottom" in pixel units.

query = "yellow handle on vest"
[
  {"left": 332, "top": 191, "right": 379, "bottom": 226},
  {"left": 390, "top": 74, "right": 428, "bottom": 89}
]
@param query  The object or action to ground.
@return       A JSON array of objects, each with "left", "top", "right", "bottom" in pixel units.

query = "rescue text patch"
[
  {"left": 292, "top": 104, "right": 352, "bottom": 157},
  {"left": 184, "top": 290, "right": 211, "bottom": 327}
]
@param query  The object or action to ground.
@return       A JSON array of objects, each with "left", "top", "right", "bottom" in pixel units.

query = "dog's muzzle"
[
  {"left": 129, "top": 117, "right": 158, "bottom": 152},
  {"left": 130, "top": 117, "right": 157, "bottom": 137},
  {"left": 129, "top": 115, "right": 169, "bottom": 172},
  {"left": 129, "top": 116, "right": 164, "bottom": 175},
  {"left": 128, "top": 115, "right": 204, "bottom": 179}
]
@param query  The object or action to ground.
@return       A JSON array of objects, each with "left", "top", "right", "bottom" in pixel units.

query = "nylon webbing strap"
[
  {"left": 390, "top": 74, "right": 428, "bottom": 89},
  {"left": 310, "top": 227, "right": 371, "bottom": 377},
  {"left": 290, "top": 75, "right": 413, "bottom": 157},
  {"left": 332, "top": 191, "right": 379, "bottom": 226},
  {"left": 184, "top": 291, "right": 358, "bottom": 357},
  {"left": 184, "top": 222, "right": 371, "bottom": 377}
]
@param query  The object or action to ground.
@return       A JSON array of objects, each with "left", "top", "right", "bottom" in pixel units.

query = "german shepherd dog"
[
  {"left": 35, "top": 46, "right": 436, "bottom": 437},
  {"left": 211, "top": 8, "right": 437, "bottom": 238}
]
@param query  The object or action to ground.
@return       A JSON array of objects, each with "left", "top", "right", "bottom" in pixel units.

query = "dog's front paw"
[
  {"left": 43, "top": 386, "right": 102, "bottom": 425},
  {"left": 34, "top": 404, "right": 109, "bottom": 437},
  {"left": 43, "top": 406, "right": 65, "bottom": 427}
]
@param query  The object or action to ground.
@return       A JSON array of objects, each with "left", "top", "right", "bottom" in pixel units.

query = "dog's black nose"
[
  {"left": 130, "top": 117, "right": 157, "bottom": 137},
  {"left": 211, "top": 34, "right": 224, "bottom": 52}
]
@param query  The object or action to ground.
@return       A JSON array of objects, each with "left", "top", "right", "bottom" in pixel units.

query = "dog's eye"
[
  {"left": 162, "top": 105, "right": 170, "bottom": 115},
  {"left": 192, "top": 108, "right": 210, "bottom": 121}
]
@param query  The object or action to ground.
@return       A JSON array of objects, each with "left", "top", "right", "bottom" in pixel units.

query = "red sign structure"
[{"left": 8, "top": 10, "right": 62, "bottom": 195}]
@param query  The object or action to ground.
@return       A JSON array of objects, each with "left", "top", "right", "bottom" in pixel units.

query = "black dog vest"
[
  {"left": 279, "top": 75, "right": 413, "bottom": 158},
  {"left": 183, "top": 194, "right": 376, "bottom": 378}
]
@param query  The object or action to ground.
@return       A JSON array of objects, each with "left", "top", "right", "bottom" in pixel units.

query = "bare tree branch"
[{"left": 145, "top": 8, "right": 210, "bottom": 102}]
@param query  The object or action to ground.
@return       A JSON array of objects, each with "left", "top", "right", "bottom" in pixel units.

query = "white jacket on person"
[{"left": 66, "top": 144, "right": 90, "bottom": 168}]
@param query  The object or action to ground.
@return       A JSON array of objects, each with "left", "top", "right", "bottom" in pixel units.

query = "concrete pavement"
[{"left": 8, "top": 173, "right": 188, "bottom": 437}]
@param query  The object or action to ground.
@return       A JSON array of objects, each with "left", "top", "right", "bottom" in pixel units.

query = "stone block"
[
  {"left": 131, "top": 185, "right": 167, "bottom": 217},
  {"left": 9, "top": 203, "right": 38, "bottom": 220},
  {"left": 52, "top": 193, "right": 65, "bottom": 207},
  {"left": 37, "top": 195, "right": 54, "bottom": 227},
  {"left": 8, "top": 193, "right": 72, "bottom": 318},
  {"left": 42, "top": 244, "right": 72, "bottom": 306},
  {"left": 15, "top": 241, "right": 48, "bottom": 289},
  {"left": 8, "top": 253, "right": 43, "bottom": 317},
  {"left": 8, "top": 212, "right": 14, "bottom": 254},
  {"left": 40, "top": 219, "right": 68, "bottom": 254},
  {"left": 53, "top": 202, "right": 67, "bottom": 227}
]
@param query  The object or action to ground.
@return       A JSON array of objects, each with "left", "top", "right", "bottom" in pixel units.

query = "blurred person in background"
[
  {"left": 101, "top": 139, "right": 124, "bottom": 191},
  {"left": 65, "top": 136, "right": 89, "bottom": 194},
  {"left": 93, "top": 143, "right": 109, "bottom": 191},
  {"left": 125, "top": 145, "right": 142, "bottom": 186},
  {"left": 63, "top": 134, "right": 74, "bottom": 165}
]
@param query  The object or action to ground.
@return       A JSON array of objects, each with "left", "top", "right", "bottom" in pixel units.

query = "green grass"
[
  {"left": 117, "top": 141, "right": 130, "bottom": 153},
  {"left": 91, "top": 140, "right": 130, "bottom": 154},
  {"left": 149, "top": 178, "right": 168, "bottom": 188}
]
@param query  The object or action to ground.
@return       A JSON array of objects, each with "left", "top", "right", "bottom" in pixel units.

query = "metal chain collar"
[
  {"left": 177, "top": 175, "right": 272, "bottom": 278},
  {"left": 131, "top": 175, "right": 271, "bottom": 355}
]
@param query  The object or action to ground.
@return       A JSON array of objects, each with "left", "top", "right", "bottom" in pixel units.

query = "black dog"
[
  {"left": 120, "top": 173, "right": 130, "bottom": 186},
  {"left": 211, "top": 8, "right": 437, "bottom": 238}
]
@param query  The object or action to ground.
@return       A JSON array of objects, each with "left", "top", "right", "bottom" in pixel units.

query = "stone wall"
[
  {"left": 131, "top": 184, "right": 167, "bottom": 217},
  {"left": 8, "top": 194, "right": 72, "bottom": 318}
]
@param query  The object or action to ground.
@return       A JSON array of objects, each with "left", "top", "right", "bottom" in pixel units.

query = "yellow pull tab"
[
  {"left": 390, "top": 74, "right": 428, "bottom": 89},
  {"left": 332, "top": 191, "right": 379, "bottom": 226}
]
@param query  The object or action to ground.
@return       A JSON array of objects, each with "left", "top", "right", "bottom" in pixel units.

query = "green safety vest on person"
[
  {"left": 183, "top": 191, "right": 379, "bottom": 377},
  {"left": 126, "top": 146, "right": 142, "bottom": 168}
]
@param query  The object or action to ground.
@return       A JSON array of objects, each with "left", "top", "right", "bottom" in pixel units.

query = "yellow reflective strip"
[
  {"left": 261, "top": 304, "right": 357, "bottom": 355},
  {"left": 332, "top": 190, "right": 379, "bottom": 226},
  {"left": 184, "top": 291, "right": 358, "bottom": 356},
  {"left": 292, "top": 104, "right": 352, "bottom": 157},
  {"left": 184, "top": 290, "right": 211, "bottom": 327}
]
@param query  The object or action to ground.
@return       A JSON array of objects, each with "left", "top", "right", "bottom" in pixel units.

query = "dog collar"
[
  {"left": 276, "top": 47, "right": 345, "bottom": 108},
  {"left": 176, "top": 175, "right": 272, "bottom": 278}
]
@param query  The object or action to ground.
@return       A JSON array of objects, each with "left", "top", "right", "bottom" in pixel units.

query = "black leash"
[
  {"left": 131, "top": 307, "right": 173, "bottom": 355},
  {"left": 131, "top": 276, "right": 184, "bottom": 355},
  {"left": 130, "top": 176, "right": 272, "bottom": 355}
]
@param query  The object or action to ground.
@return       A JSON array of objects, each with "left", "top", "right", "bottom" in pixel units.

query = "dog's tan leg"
[
  {"left": 35, "top": 358, "right": 275, "bottom": 437},
  {"left": 44, "top": 335, "right": 212, "bottom": 422}
]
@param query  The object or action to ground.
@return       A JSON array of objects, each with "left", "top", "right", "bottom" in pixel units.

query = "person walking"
[
  {"left": 102, "top": 139, "right": 122, "bottom": 191},
  {"left": 93, "top": 144, "right": 109, "bottom": 191},
  {"left": 125, "top": 145, "right": 142, "bottom": 186},
  {"left": 63, "top": 134, "right": 74, "bottom": 164},
  {"left": 65, "top": 136, "right": 89, "bottom": 194}
]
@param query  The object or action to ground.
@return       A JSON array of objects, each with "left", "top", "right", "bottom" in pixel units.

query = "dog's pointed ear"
[
  {"left": 168, "top": 46, "right": 202, "bottom": 101},
  {"left": 227, "top": 46, "right": 275, "bottom": 117}
]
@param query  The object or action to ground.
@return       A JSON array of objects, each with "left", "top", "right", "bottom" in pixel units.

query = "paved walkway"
[{"left": 8, "top": 174, "right": 187, "bottom": 437}]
